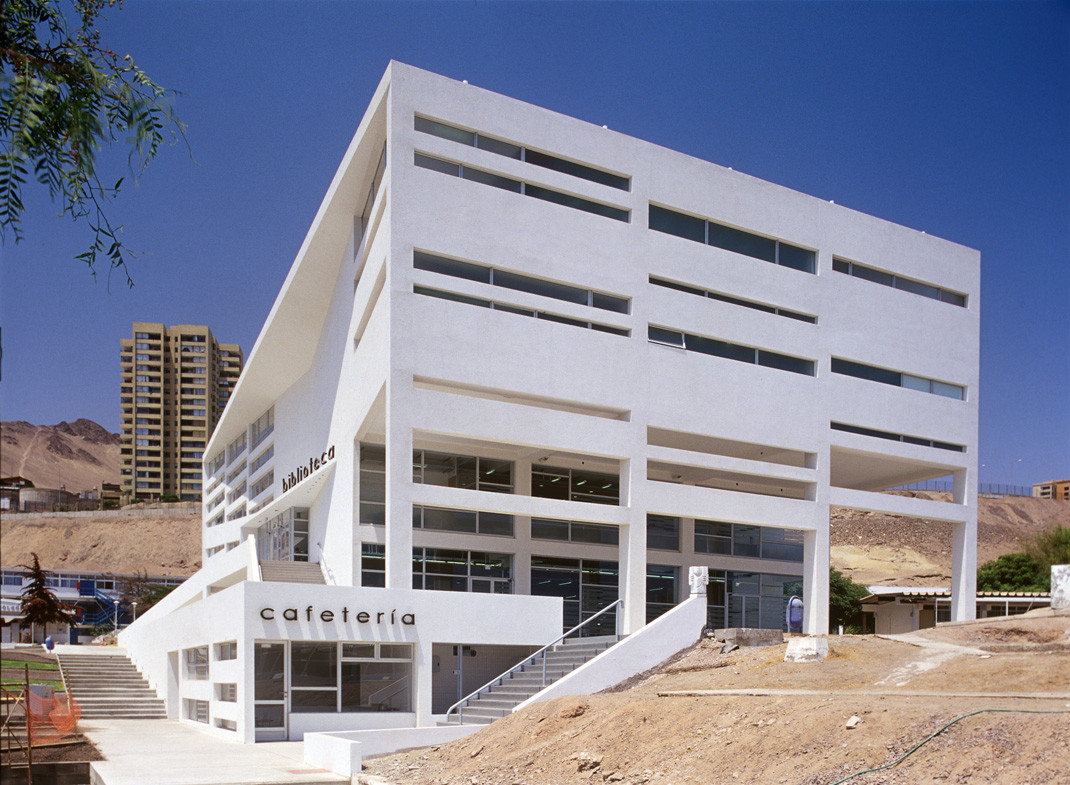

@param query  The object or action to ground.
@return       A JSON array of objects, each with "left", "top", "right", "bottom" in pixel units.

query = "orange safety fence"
[{"left": 26, "top": 689, "right": 82, "bottom": 744}]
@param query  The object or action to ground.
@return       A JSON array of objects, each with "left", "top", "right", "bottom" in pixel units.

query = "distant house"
[
  {"left": 0, "top": 476, "right": 33, "bottom": 511},
  {"left": 1032, "top": 479, "right": 1070, "bottom": 501},
  {"left": 862, "top": 587, "right": 1050, "bottom": 634}
]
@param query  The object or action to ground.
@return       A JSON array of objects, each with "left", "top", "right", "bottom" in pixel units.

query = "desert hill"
[
  {"left": 831, "top": 491, "right": 1069, "bottom": 586},
  {"left": 1, "top": 488, "right": 1064, "bottom": 585},
  {"left": 1, "top": 419, "right": 120, "bottom": 493},
  {"left": 0, "top": 508, "right": 201, "bottom": 576}
]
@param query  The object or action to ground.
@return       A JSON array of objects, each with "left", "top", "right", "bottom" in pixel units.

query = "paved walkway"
[
  {"left": 657, "top": 687, "right": 1070, "bottom": 700},
  {"left": 82, "top": 719, "right": 347, "bottom": 785}
]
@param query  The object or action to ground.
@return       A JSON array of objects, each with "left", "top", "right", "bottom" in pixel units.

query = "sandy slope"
[
  {"left": 364, "top": 612, "right": 1070, "bottom": 785},
  {"left": 1, "top": 419, "right": 120, "bottom": 492},
  {"left": 831, "top": 491, "right": 1069, "bottom": 586},
  {"left": 0, "top": 510, "right": 201, "bottom": 576}
]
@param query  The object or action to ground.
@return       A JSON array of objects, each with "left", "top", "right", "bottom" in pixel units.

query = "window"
[
  {"left": 359, "top": 143, "right": 387, "bottom": 240},
  {"left": 287, "top": 641, "right": 413, "bottom": 713},
  {"left": 415, "top": 286, "right": 629, "bottom": 336},
  {"left": 830, "top": 422, "right": 965, "bottom": 452},
  {"left": 415, "top": 152, "right": 629, "bottom": 222},
  {"left": 250, "top": 445, "right": 274, "bottom": 475},
  {"left": 415, "top": 114, "right": 629, "bottom": 190},
  {"left": 184, "top": 646, "right": 208, "bottom": 680},
  {"left": 647, "top": 515, "right": 679, "bottom": 551},
  {"left": 647, "top": 565, "right": 678, "bottom": 623},
  {"left": 416, "top": 250, "right": 629, "bottom": 313},
  {"left": 216, "top": 641, "right": 237, "bottom": 660},
  {"left": 649, "top": 326, "right": 815, "bottom": 377},
  {"left": 227, "top": 481, "right": 247, "bottom": 505},
  {"left": 255, "top": 508, "right": 309, "bottom": 562},
  {"left": 250, "top": 470, "right": 274, "bottom": 498},
  {"left": 831, "top": 358, "right": 965, "bottom": 400},
  {"left": 833, "top": 257, "right": 966, "bottom": 307},
  {"left": 649, "top": 276, "right": 815, "bottom": 323},
  {"left": 413, "top": 450, "right": 513, "bottom": 493},
  {"left": 216, "top": 683, "right": 237, "bottom": 702},
  {"left": 413, "top": 505, "right": 514, "bottom": 536},
  {"left": 215, "top": 718, "right": 236, "bottom": 731},
  {"left": 185, "top": 699, "right": 209, "bottom": 723},
  {"left": 249, "top": 407, "right": 274, "bottom": 450},
  {"left": 361, "top": 543, "right": 385, "bottom": 587},
  {"left": 226, "top": 432, "right": 247, "bottom": 465},
  {"left": 413, "top": 548, "right": 512, "bottom": 593},
  {"left": 649, "top": 204, "right": 815, "bottom": 273},
  {"left": 532, "top": 465, "right": 620, "bottom": 505},
  {"left": 531, "top": 518, "right": 619, "bottom": 545},
  {"left": 695, "top": 520, "right": 804, "bottom": 562},
  {"left": 359, "top": 443, "right": 385, "bottom": 525},
  {"left": 207, "top": 452, "right": 226, "bottom": 476}
]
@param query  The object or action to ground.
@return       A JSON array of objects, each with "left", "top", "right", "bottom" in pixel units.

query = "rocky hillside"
[
  {"left": 1, "top": 419, "right": 120, "bottom": 492},
  {"left": 0, "top": 509, "right": 201, "bottom": 576},
  {"left": 831, "top": 490, "right": 1068, "bottom": 586}
]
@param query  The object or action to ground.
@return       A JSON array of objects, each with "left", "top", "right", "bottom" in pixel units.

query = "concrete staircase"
[
  {"left": 446, "top": 635, "right": 618, "bottom": 725},
  {"left": 259, "top": 560, "right": 326, "bottom": 584},
  {"left": 57, "top": 652, "right": 167, "bottom": 720}
]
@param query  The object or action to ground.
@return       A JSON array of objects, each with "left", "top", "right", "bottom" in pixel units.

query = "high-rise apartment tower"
[{"left": 120, "top": 322, "right": 243, "bottom": 500}]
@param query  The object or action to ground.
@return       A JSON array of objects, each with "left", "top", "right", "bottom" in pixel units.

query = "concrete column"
[
  {"left": 950, "top": 468, "right": 977, "bottom": 621},
  {"left": 803, "top": 524, "right": 830, "bottom": 635},
  {"left": 384, "top": 375, "right": 413, "bottom": 590},
  {"left": 514, "top": 457, "right": 533, "bottom": 595},
  {"left": 618, "top": 457, "right": 647, "bottom": 634}
]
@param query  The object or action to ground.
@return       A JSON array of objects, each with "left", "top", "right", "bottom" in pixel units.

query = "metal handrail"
[{"left": 445, "top": 599, "right": 623, "bottom": 724}]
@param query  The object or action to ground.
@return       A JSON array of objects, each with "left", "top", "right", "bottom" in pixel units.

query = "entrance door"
[{"left": 254, "top": 642, "right": 287, "bottom": 741}]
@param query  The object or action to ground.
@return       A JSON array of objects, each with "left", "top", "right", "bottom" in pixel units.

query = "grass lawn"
[
  {"left": 1, "top": 677, "right": 66, "bottom": 690},
  {"left": 1, "top": 658, "right": 58, "bottom": 670}
]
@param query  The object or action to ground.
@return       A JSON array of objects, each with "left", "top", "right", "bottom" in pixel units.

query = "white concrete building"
[{"left": 121, "top": 62, "right": 980, "bottom": 743}]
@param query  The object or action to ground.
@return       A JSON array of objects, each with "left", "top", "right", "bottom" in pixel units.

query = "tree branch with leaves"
[{"left": 0, "top": 0, "right": 184, "bottom": 285}]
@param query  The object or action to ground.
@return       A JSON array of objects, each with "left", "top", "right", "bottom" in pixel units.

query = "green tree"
[
  {"left": 977, "top": 552, "right": 1048, "bottom": 592},
  {"left": 19, "top": 552, "right": 77, "bottom": 636},
  {"left": 1, "top": 0, "right": 183, "bottom": 284},
  {"left": 829, "top": 567, "right": 869, "bottom": 633},
  {"left": 1027, "top": 524, "right": 1070, "bottom": 575},
  {"left": 115, "top": 568, "right": 177, "bottom": 612}
]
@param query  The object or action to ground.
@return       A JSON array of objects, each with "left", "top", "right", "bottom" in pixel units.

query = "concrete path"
[
  {"left": 657, "top": 687, "right": 1070, "bottom": 701},
  {"left": 82, "top": 719, "right": 347, "bottom": 785}
]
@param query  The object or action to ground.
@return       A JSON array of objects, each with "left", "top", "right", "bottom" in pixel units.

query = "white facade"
[{"left": 121, "top": 62, "right": 980, "bottom": 742}]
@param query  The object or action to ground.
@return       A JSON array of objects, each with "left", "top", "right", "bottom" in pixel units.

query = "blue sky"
[{"left": 1, "top": 1, "right": 1066, "bottom": 489}]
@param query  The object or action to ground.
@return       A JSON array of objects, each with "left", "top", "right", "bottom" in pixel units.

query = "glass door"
[{"left": 254, "top": 642, "right": 287, "bottom": 741}]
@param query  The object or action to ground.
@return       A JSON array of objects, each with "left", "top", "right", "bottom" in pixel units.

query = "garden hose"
[{"left": 825, "top": 707, "right": 1070, "bottom": 785}]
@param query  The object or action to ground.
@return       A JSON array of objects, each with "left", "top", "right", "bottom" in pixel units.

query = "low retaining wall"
[{"left": 304, "top": 724, "right": 481, "bottom": 777}]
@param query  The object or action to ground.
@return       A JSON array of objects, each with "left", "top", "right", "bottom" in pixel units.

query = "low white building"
[{"left": 121, "top": 62, "right": 980, "bottom": 743}]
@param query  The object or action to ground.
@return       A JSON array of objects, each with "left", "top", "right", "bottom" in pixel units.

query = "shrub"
[{"left": 977, "top": 552, "right": 1048, "bottom": 592}]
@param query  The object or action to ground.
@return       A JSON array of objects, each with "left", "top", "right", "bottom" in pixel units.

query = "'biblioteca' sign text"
[{"left": 282, "top": 446, "right": 336, "bottom": 492}]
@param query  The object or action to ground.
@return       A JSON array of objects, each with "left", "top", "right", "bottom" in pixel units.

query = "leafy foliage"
[
  {"left": 115, "top": 568, "right": 177, "bottom": 612},
  {"left": 828, "top": 567, "right": 869, "bottom": 632},
  {"left": 0, "top": 0, "right": 183, "bottom": 284},
  {"left": 1027, "top": 524, "right": 1070, "bottom": 574},
  {"left": 19, "top": 552, "right": 76, "bottom": 627},
  {"left": 976, "top": 552, "right": 1048, "bottom": 592}
]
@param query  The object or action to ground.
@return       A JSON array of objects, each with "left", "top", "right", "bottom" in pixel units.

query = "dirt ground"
[{"left": 362, "top": 611, "right": 1070, "bottom": 785}]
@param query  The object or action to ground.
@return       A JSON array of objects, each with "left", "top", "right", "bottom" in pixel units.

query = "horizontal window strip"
[
  {"left": 831, "top": 357, "right": 965, "bottom": 400},
  {"left": 831, "top": 422, "right": 965, "bottom": 452},
  {"left": 648, "top": 325, "right": 815, "bottom": 376},
  {"left": 415, "top": 114, "right": 630, "bottom": 191},
  {"left": 415, "top": 285, "right": 630, "bottom": 336},
  {"left": 416, "top": 250, "right": 629, "bottom": 313},
  {"left": 833, "top": 258, "right": 966, "bottom": 307},
  {"left": 649, "top": 276, "right": 815, "bottom": 324},
  {"left": 649, "top": 204, "right": 815, "bottom": 273},
  {"left": 415, "top": 152, "right": 629, "bottom": 222}
]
